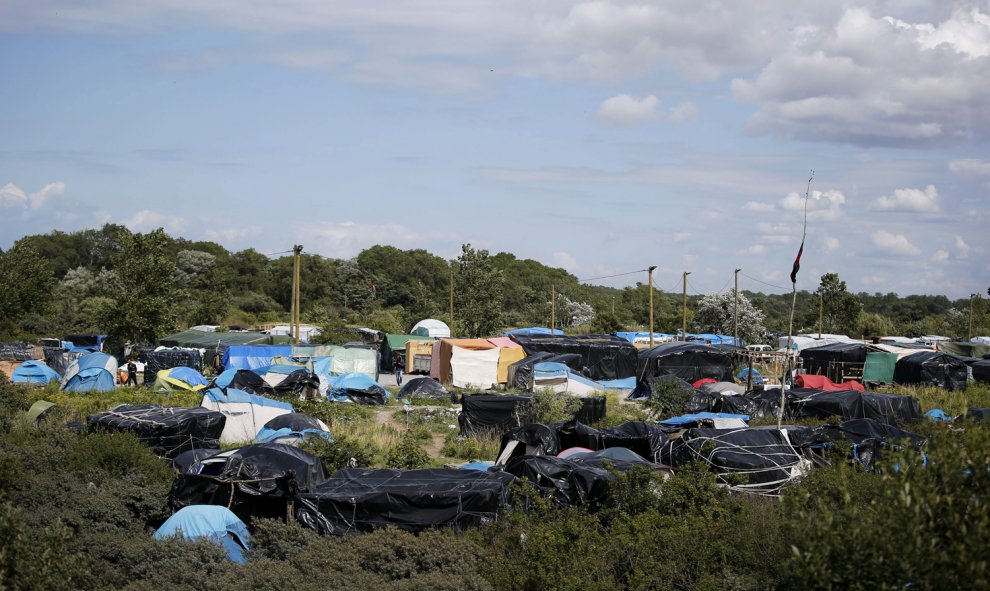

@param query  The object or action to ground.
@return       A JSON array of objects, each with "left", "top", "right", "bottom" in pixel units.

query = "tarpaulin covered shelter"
[
  {"left": 973, "top": 360, "right": 990, "bottom": 384},
  {"left": 143, "top": 348, "right": 204, "bottom": 384},
  {"left": 510, "top": 334, "right": 638, "bottom": 381},
  {"left": 61, "top": 352, "right": 117, "bottom": 392},
  {"left": 431, "top": 338, "right": 500, "bottom": 388},
  {"left": 208, "top": 369, "right": 275, "bottom": 396},
  {"left": 397, "top": 377, "right": 450, "bottom": 400},
  {"left": 200, "top": 388, "right": 294, "bottom": 444},
  {"left": 152, "top": 367, "right": 209, "bottom": 392},
  {"left": 161, "top": 329, "right": 289, "bottom": 368},
  {"left": 553, "top": 420, "right": 665, "bottom": 461},
  {"left": 325, "top": 373, "right": 388, "bottom": 405},
  {"left": 458, "top": 394, "right": 533, "bottom": 436},
  {"left": 532, "top": 362, "right": 607, "bottom": 395},
  {"left": 385, "top": 333, "right": 433, "bottom": 369},
  {"left": 271, "top": 369, "right": 320, "bottom": 399},
  {"left": 295, "top": 468, "right": 516, "bottom": 535},
  {"left": 154, "top": 506, "right": 251, "bottom": 564},
  {"left": 863, "top": 352, "right": 899, "bottom": 384},
  {"left": 788, "top": 418, "right": 927, "bottom": 470},
  {"left": 795, "top": 374, "right": 865, "bottom": 392},
  {"left": 507, "top": 352, "right": 584, "bottom": 390},
  {"left": 88, "top": 404, "right": 226, "bottom": 458},
  {"left": 11, "top": 360, "right": 60, "bottom": 385},
  {"left": 789, "top": 389, "right": 922, "bottom": 425},
  {"left": 800, "top": 343, "right": 867, "bottom": 382},
  {"left": 169, "top": 443, "right": 327, "bottom": 520},
  {"left": 223, "top": 345, "right": 293, "bottom": 371},
  {"left": 631, "top": 342, "right": 734, "bottom": 399},
  {"left": 936, "top": 341, "right": 990, "bottom": 359},
  {"left": 254, "top": 413, "right": 331, "bottom": 445},
  {"left": 503, "top": 327, "right": 562, "bottom": 337},
  {"left": 894, "top": 351, "right": 968, "bottom": 391},
  {"left": 502, "top": 455, "right": 614, "bottom": 507},
  {"left": 487, "top": 337, "right": 526, "bottom": 384}
]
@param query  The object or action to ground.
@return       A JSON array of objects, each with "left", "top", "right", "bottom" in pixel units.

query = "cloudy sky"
[{"left": 1, "top": 0, "right": 988, "bottom": 297}]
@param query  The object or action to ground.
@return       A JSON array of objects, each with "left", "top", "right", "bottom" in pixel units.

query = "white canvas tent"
[{"left": 200, "top": 388, "right": 294, "bottom": 444}]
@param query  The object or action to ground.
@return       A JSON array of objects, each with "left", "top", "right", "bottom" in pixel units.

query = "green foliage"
[
  {"left": 0, "top": 501, "right": 85, "bottom": 591},
  {"left": 441, "top": 430, "right": 501, "bottom": 461},
  {"left": 299, "top": 434, "right": 375, "bottom": 473},
  {"left": 384, "top": 431, "right": 430, "bottom": 469},
  {"left": 813, "top": 272, "right": 862, "bottom": 335},
  {"left": 0, "top": 242, "right": 56, "bottom": 336},
  {"left": 455, "top": 244, "right": 505, "bottom": 337},
  {"left": 641, "top": 377, "right": 694, "bottom": 418},
  {"left": 529, "top": 389, "right": 582, "bottom": 424},
  {"left": 692, "top": 289, "right": 766, "bottom": 345}
]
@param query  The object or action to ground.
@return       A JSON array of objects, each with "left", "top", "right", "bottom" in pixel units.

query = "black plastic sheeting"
[
  {"left": 788, "top": 418, "right": 926, "bottom": 470},
  {"left": 171, "top": 448, "right": 220, "bottom": 474},
  {"left": 262, "top": 413, "right": 325, "bottom": 432},
  {"left": 661, "top": 427, "right": 805, "bottom": 495},
  {"left": 397, "top": 377, "right": 450, "bottom": 400},
  {"left": 502, "top": 455, "right": 614, "bottom": 507},
  {"left": 799, "top": 343, "right": 867, "bottom": 377},
  {"left": 169, "top": 443, "right": 327, "bottom": 520},
  {"left": 629, "top": 372, "right": 700, "bottom": 402},
  {"left": 0, "top": 342, "right": 37, "bottom": 361},
  {"left": 634, "top": 342, "right": 735, "bottom": 393},
  {"left": 43, "top": 349, "right": 85, "bottom": 377},
  {"left": 508, "top": 353, "right": 585, "bottom": 389},
  {"left": 336, "top": 380, "right": 388, "bottom": 406},
  {"left": 210, "top": 369, "right": 275, "bottom": 396},
  {"left": 509, "top": 334, "right": 639, "bottom": 381},
  {"left": 295, "top": 468, "right": 516, "bottom": 535},
  {"left": 789, "top": 389, "right": 922, "bottom": 425},
  {"left": 962, "top": 407, "right": 990, "bottom": 422},
  {"left": 575, "top": 396, "right": 607, "bottom": 424},
  {"left": 894, "top": 351, "right": 968, "bottom": 391},
  {"left": 88, "top": 404, "right": 225, "bottom": 459},
  {"left": 143, "top": 349, "right": 203, "bottom": 384},
  {"left": 458, "top": 394, "right": 533, "bottom": 436},
  {"left": 554, "top": 420, "right": 667, "bottom": 461},
  {"left": 273, "top": 369, "right": 320, "bottom": 398},
  {"left": 498, "top": 423, "right": 560, "bottom": 464}
]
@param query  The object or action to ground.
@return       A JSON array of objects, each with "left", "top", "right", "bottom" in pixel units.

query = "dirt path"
[{"left": 373, "top": 408, "right": 398, "bottom": 426}]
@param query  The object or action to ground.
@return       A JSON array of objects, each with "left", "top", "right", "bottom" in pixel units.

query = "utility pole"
[
  {"left": 292, "top": 245, "right": 303, "bottom": 344},
  {"left": 682, "top": 271, "right": 691, "bottom": 341},
  {"left": 818, "top": 290, "right": 824, "bottom": 339},
  {"left": 551, "top": 284, "right": 556, "bottom": 334},
  {"left": 734, "top": 268, "right": 741, "bottom": 348},
  {"left": 970, "top": 294, "right": 976, "bottom": 340},
  {"left": 648, "top": 266, "right": 657, "bottom": 347},
  {"left": 449, "top": 266, "right": 454, "bottom": 336}
]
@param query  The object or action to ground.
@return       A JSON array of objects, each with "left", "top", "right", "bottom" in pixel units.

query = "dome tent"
[
  {"left": 61, "top": 352, "right": 118, "bottom": 392},
  {"left": 411, "top": 319, "right": 451, "bottom": 338},
  {"left": 154, "top": 505, "right": 251, "bottom": 563},
  {"left": 11, "top": 360, "right": 60, "bottom": 385}
]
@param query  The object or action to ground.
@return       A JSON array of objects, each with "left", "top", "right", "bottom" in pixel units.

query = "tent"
[
  {"left": 170, "top": 443, "right": 327, "bottom": 521},
  {"left": 800, "top": 343, "right": 867, "bottom": 382},
  {"left": 487, "top": 337, "right": 526, "bottom": 384},
  {"left": 24, "top": 400, "right": 57, "bottom": 427},
  {"left": 152, "top": 367, "right": 209, "bottom": 392},
  {"left": 397, "top": 377, "right": 450, "bottom": 400},
  {"left": 154, "top": 506, "right": 251, "bottom": 564},
  {"left": 295, "top": 468, "right": 516, "bottom": 535},
  {"left": 326, "top": 373, "right": 389, "bottom": 405},
  {"left": 431, "top": 338, "right": 500, "bottom": 388},
  {"left": 532, "top": 362, "right": 606, "bottom": 396},
  {"left": 795, "top": 374, "right": 865, "bottom": 392},
  {"left": 893, "top": 351, "right": 968, "bottom": 391},
  {"left": 631, "top": 342, "right": 734, "bottom": 399},
  {"left": 61, "top": 352, "right": 118, "bottom": 392},
  {"left": 200, "top": 388, "right": 294, "bottom": 444},
  {"left": 411, "top": 318, "right": 451, "bottom": 338},
  {"left": 209, "top": 368, "right": 275, "bottom": 396},
  {"left": 11, "top": 360, "right": 60, "bottom": 385},
  {"left": 88, "top": 404, "right": 226, "bottom": 458},
  {"left": 458, "top": 394, "right": 534, "bottom": 436},
  {"left": 254, "top": 413, "right": 332, "bottom": 445},
  {"left": 142, "top": 348, "right": 204, "bottom": 384},
  {"left": 510, "top": 334, "right": 639, "bottom": 382}
]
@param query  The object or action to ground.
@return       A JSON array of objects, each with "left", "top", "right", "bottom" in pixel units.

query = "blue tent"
[
  {"left": 326, "top": 372, "right": 389, "bottom": 404},
  {"left": 11, "top": 360, "right": 60, "bottom": 385},
  {"left": 254, "top": 413, "right": 332, "bottom": 445},
  {"left": 222, "top": 345, "right": 292, "bottom": 371},
  {"left": 153, "top": 505, "right": 251, "bottom": 563},
  {"left": 166, "top": 366, "right": 208, "bottom": 387},
  {"left": 61, "top": 352, "right": 117, "bottom": 392}
]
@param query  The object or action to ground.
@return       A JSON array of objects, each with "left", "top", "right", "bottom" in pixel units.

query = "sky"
[{"left": 1, "top": 0, "right": 988, "bottom": 299}]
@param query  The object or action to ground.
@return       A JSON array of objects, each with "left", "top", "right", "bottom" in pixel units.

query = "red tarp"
[{"left": 796, "top": 374, "right": 865, "bottom": 392}]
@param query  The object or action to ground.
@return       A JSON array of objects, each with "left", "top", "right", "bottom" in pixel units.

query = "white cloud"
[
  {"left": 28, "top": 182, "right": 65, "bottom": 209},
  {"left": 871, "top": 184, "right": 941, "bottom": 212},
  {"left": 949, "top": 159, "right": 990, "bottom": 175},
  {"left": 743, "top": 201, "right": 775, "bottom": 213},
  {"left": 871, "top": 229, "right": 921, "bottom": 256},
  {"left": 780, "top": 189, "right": 846, "bottom": 221},
  {"left": 551, "top": 250, "right": 578, "bottom": 270},
  {"left": 0, "top": 183, "right": 27, "bottom": 207},
  {"left": 597, "top": 94, "right": 660, "bottom": 125},
  {"left": 668, "top": 101, "right": 698, "bottom": 122},
  {"left": 299, "top": 220, "right": 419, "bottom": 258},
  {"left": 122, "top": 209, "right": 186, "bottom": 233},
  {"left": 955, "top": 235, "right": 971, "bottom": 257},
  {"left": 823, "top": 235, "right": 840, "bottom": 252},
  {"left": 0, "top": 181, "right": 65, "bottom": 209},
  {"left": 932, "top": 249, "right": 949, "bottom": 261},
  {"left": 744, "top": 244, "right": 767, "bottom": 255}
]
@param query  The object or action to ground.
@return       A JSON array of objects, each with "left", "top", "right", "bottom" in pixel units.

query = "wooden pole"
[
  {"left": 969, "top": 294, "right": 975, "bottom": 341},
  {"left": 734, "top": 268, "right": 740, "bottom": 348},
  {"left": 551, "top": 284, "right": 556, "bottom": 334},
  {"left": 682, "top": 272, "right": 691, "bottom": 341},
  {"left": 819, "top": 290, "right": 823, "bottom": 338},
  {"left": 648, "top": 266, "right": 657, "bottom": 347},
  {"left": 779, "top": 283, "right": 798, "bottom": 429},
  {"left": 449, "top": 267, "right": 454, "bottom": 336},
  {"left": 293, "top": 245, "right": 303, "bottom": 344},
  {"left": 289, "top": 250, "right": 296, "bottom": 344}
]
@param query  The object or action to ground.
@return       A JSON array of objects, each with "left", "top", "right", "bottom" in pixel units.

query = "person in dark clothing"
[
  {"left": 125, "top": 359, "right": 138, "bottom": 386},
  {"left": 393, "top": 352, "right": 403, "bottom": 386}
]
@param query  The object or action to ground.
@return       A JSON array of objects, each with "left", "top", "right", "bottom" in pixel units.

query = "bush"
[
  {"left": 299, "top": 434, "right": 375, "bottom": 474},
  {"left": 641, "top": 377, "right": 694, "bottom": 418},
  {"left": 529, "top": 389, "right": 582, "bottom": 424},
  {"left": 385, "top": 431, "right": 430, "bottom": 469}
]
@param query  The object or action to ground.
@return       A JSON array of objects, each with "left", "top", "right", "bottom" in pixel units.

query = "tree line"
[{"left": 0, "top": 225, "right": 987, "bottom": 346}]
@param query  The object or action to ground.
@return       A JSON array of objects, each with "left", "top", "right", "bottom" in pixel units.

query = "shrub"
[
  {"left": 529, "top": 389, "right": 582, "bottom": 424},
  {"left": 300, "top": 434, "right": 375, "bottom": 474},
  {"left": 385, "top": 431, "right": 430, "bottom": 469}
]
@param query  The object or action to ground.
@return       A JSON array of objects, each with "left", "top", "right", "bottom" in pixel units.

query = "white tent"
[
  {"left": 411, "top": 319, "right": 451, "bottom": 339},
  {"left": 200, "top": 388, "right": 294, "bottom": 444},
  {"left": 450, "top": 346, "right": 500, "bottom": 389}
]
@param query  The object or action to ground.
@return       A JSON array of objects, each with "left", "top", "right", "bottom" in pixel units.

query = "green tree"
[
  {"left": 455, "top": 244, "right": 505, "bottom": 337},
  {"left": 814, "top": 273, "right": 861, "bottom": 335},
  {"left": 99, "top": 229, "right": 180, "bottom": 345},
  {"left": 856, "top": 311, "right": 896, "bottom": 339},
  {"left": 0, "top": 243, "right": 56, "bottom": 335},
  {"left": 692, "top": 289, "right": 766, "bottom": 345}
]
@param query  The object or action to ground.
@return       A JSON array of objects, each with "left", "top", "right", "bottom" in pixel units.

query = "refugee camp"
[{"left": 3, "top": 1, "right": 990, "bottom": 589}]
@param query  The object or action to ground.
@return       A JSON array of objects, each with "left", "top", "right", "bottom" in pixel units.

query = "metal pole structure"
[
  {"left": 449, "top": 266, "right": 454, "bottom": 336},
  {"left": 293, "top": 245, "right": 303, "bottom": 344},
  {"left": 289, "top": 250, "right": 296, "bottom": 345},
  {"left": 819, "top": 290, "right": 823, "bottom": 339},
  {"left": 779, "top": 283, "right": 798, "bottom": 429},
  {"left": 734, "top": 268, "right": 741, "bottom": 348},
  {"left": 970, "top": 294, "right": 976, "bottom": 341},
  {"left": 648, "top": 266, "right": 657, "bottom": 347},
  {"left": 682, "top": 271, "right": 691, "bottom": 341},
  {"left": 551, "top": 284, "right": 556, "bottom": 334}
]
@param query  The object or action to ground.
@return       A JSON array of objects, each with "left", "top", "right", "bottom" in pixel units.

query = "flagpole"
[{"left": 778, "top": 170, "right": 814, "bottom": 429}]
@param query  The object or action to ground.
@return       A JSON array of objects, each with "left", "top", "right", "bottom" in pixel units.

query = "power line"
[
  {"left": 577, "top": 268, "right": 649, "bottom": 283},
  {"left": 262, "top": 249, "right": 294, "bottom": 257},
  {"left": 739, "top": 271, "right": 791, "bottom": 291}
]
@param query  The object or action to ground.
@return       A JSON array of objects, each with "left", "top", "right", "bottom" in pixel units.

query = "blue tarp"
[
  {"left": 11, "top": 360, "right": 60, "bottom": 385},
  {"left": 660, "top": 412, "right": 751, "bottom": 426},
  {"left": 599, "top": 376, "right": 637, "bottom": 390},
  {"left": 223, "top": 345, "right": 293, "bottom": 371},
  {"left": 62, "top": 352, "right": 117, "bottom": 392},
  {"left": 615, "top": 332, "right": 676, "bottom": 343},
  {"left": 459, "top": 461, "right": 496, "bottom": 471},
  {"left": 326, "top": 373, "right": 389, "bottom": 403},
  {"left": 154, "top": 505, "right": 251, "bottom": 563},
  {"left": 736, "top": 368, "right": 765, "bottom": 386},
  {"left": 165, "top": 366, "right": 208, "bottom": 387},
  {"left": 254, "top": 426, "right": 333, "bottom": 444},
  {"left": 503, "top": 327, "right": 564, "bottom": 336},
  {"left": 201, "top": 387, "right": 294, "bottom": 411}
]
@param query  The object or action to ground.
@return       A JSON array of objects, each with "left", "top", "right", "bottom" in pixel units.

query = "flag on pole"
[{"left": 790, "top": 239, "right": 804, "bottom": 284}]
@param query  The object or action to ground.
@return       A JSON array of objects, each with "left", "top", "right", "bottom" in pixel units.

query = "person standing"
[
  {"left": 125, "top": 359, "right": 138, "bottom": 386},
  {"left": 393, "top": 352, "right": 403, "bottom": 386}
]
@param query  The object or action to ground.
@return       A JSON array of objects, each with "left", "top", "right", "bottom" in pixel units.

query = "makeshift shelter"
[
  {"left": 893, "top": 351, "right": 968, "bottom": 391},
  {"left": 223, "top": 345, "right": 293, "bottom": 371},
  {"left": 385, "top": 333, "right": 432, "bottom": 370},
  {"left": 208, "top": 369, "right": 275, "bottom": 396},
  {"left": 973, "top": 360, "right": 990, "bottom": 384},
  {"left": 659, "top": 412, "right": 750, "bottom": 430},
  {"left": 61, "top": 352, "right": 118, "bottom": 392},
  {"left": 152, "top": 367, "right": 209, "bottom": 392},
  {"left": 631, "top": 342, "right": 734, "bottom": 399},
  {"left": 154, "top": 506, "right": 251, "bottom": 564},
  {"left": 411, "top": 319, "right": 451, "bottom": 338},
  {"left": 326, "top": 373, "right": 388, "bottom": 405},
  {"left": 510, "top": 334, "right": 638, "bottom": 381},
  {"left": 800, "top": 343, "right": 868, "bottom": 382},
  {"left": 615, "top": 332, "right": 677, "bottom": 348},
  {"left": 161, "top": 329, "right": 289, "bottom": 368},
  {"left": 789, "top": 389, "right": 922, "bottom": 425},
  {"left": 501, "top": 455, "right": 615, "bottom": 507},
  {"left": 43, "top": 348, "right": 85, "bottom": 378},
  {"left": 496, "top": 423, "right": 560, "bottom": 465},
  {"left": 937, "top": 341, "right": 990, "bottom": 359},
  {"left": 254, "top": 413, "right": 331, "bottom": 445},
  {"left": 170, "top": 443, "right": 327, "bottom": 520},
  {"left": 788, "top": 418, "right": 927, "bottom": 471},
  {"left": 88, "top": 404, "right": 226, "bottom": 458},
  {"left": 431, "top": 338, "right": 500, "bottom": 388},
  {"left": 142, "top": 348, "right": 204, "bottom": 384},
  {"left": 272, "top": 369, "right": 320, "bottom": 399},
  {"left": 532, "top": 362, "right": 606, "bottom": 395},
  {"left": 488, "top": 337, "right": 526, "bottom": 384},
  {"left": 397, "top": 377, "right": 450, "bottom": 400},
  {"left": 24, "top": 400, "right": 57, "bottom": 427},
  {"left": 328, "top": 347, "right": 379, "bottom": 379},
  {"left": 404, "top": 339, "right": 435, "bottom": 374},
  {"left": 862, "top": 352, "right": 898, "bottom": 384},
  {"left": 507, "top": 353, "right": 584, "bottom": 390},
  {"left": 794, "top": 374, "right": 864, "bottom": 392},
  {"left": 458, "top": 394, "right": 534, "bottom": 436},
  {"left": 553, "top": 420, "right": 665, "bottom": 461},
  {"left": 295, "top": 468, "right": 516, "bottom": 535},
  {"left": 200, "top": 388, "right": 294, "bottom": 444},
  {"left": 11, "top": 360, "right": 60, "bottom": 385},
  {"left": 503, "top": 327, "right": 563, "bottom": 337}
]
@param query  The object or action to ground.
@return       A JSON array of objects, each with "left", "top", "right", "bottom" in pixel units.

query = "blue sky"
[{"left": 1, "top": 1, "right": 988, "bottom": 298}]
